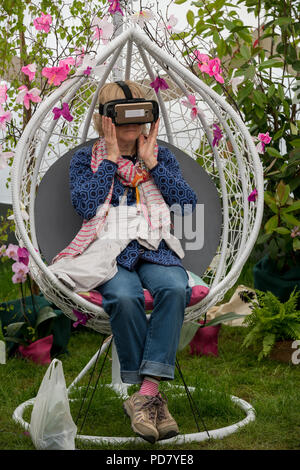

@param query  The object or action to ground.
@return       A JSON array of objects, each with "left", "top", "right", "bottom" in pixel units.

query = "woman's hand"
[
  {"left": 138, "top": 118, "right": 160, "bottom": 170},
  {"left": 102, "top": 116, "right": 120, "bottom": 163}
]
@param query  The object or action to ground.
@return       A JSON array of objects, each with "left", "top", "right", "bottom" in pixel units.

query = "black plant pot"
[{"left": 253, "top": 255, "right": 300, "bottom": 308}]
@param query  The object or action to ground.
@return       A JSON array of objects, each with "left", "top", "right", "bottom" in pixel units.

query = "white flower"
[
  {"left": 229, "top": 70, "right": 245, "bottom": 96},
  {"left": 7, "top": 202, "right": 29, "bottom": 221},
  {"left": 130, "top": 10, "right": 155, "bottom": 28}
]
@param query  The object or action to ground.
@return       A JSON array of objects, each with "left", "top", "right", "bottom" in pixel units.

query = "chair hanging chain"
[
  {"left": 175, "top": 357, "right": 210, "bottom": 439},
  {"left": 76, "top": 335, "right": 113, "bottom": 434}
]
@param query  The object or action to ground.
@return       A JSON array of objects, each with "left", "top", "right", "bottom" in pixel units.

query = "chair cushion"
[{"left": 77, "top": 270, "right": 209, "bottom": 311}]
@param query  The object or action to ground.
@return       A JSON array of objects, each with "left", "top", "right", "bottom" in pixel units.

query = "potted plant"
[
  {"left": 0, "top": 243, "right": 71, "bottom": 364},
  {"left": 242, "top": 287, "right": 300, "bottom": 362}
]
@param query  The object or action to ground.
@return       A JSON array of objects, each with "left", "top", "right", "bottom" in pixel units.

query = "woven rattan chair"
[{"left": 12, "top": 28, "right": 262, "bottom": 445}]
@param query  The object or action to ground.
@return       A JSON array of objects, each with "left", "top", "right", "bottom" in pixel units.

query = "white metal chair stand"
[{"left": 11, "top": 27, "right": 262, "bottom": 445}]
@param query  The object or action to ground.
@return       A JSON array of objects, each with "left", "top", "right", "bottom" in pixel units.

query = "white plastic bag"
[{"left": 29, "top": 359, "right": 77, "bottom": 450}]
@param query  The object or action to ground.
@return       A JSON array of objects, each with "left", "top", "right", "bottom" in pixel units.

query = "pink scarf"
[{"left": 52, "top": 137, "right": 171, "bottom": 263}]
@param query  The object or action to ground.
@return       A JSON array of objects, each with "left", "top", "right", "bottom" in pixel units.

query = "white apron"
[{"left": 49, "top": 191, "right": 184, "bottom": 292}]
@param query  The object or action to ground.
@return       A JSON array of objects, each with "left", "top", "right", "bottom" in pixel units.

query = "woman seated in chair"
[{"left": 50, "top": 80, "right": 197, "bottom": 443}]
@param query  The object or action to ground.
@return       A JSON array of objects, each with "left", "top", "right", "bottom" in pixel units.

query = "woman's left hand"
[{"left": 138, "top": 118, "right": 160, "bottom": 170}]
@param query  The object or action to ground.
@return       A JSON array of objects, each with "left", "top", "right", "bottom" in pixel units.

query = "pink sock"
[{"left": 139, "top": 377, "right": 159, "bottom": 396}]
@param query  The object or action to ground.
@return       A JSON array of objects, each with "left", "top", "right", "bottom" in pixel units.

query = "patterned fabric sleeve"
[
  {"left": 150, "top": 147, "right": 197, "bottom": 214},
  {"left": 69, "top": 145, "right": 118, "bottom": 220}
]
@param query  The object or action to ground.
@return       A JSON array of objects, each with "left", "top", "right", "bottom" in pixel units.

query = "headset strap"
[{"left": 115, "top": 80, "right": 133, "bottom": 99}]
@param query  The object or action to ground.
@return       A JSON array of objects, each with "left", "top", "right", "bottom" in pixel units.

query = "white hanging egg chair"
[{"left": 11, "top": 27, "right": 262, "bottom": 444}]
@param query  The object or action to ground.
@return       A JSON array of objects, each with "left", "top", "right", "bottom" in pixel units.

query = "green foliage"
[
  {"left": 169, "top": 0, "right": 299, "bottom": 272},
  {"left": 242, "top": 288, "right": 300, "bottom": 361}
]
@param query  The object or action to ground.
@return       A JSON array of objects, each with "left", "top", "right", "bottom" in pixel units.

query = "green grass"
[{"left": 0, "top": 256, "right": 300, "bottom": 450}]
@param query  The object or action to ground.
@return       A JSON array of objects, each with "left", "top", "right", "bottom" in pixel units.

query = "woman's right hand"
[{"left": 102, "top": 116, "right": 120, "bottom": 163}]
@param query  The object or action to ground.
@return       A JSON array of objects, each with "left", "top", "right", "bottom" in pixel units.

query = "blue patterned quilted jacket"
[{"left": 69, "top": 144, "right": 197, "bottom": 271}]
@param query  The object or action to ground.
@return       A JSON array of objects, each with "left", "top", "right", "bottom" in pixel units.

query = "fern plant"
[{"left": 242, "top": 288, "right": 300, "bottom": 361}]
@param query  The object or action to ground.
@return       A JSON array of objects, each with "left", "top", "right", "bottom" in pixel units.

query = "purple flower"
[
  {"left": 150, "top": 76, "right": 169, "bottom": 94},
  {"left": 72, "top": 309, "right": 89, "bottom": 328},
  {"left": 17, "top": 246, "right": 29, "bottom": 266},
  {"left": 108, "top": 0, "right": 124, "bottom": 15},
  {"left": 248, "top": 188, "right": 258, "bottom": 202},
  {"left": 291, "top": 226, "right": 300, "bottom": 238},
  {"left": 52, "top": 102, "right": 73, "bottom": 121},
  {"left": 212, "top": 124, "right": 223, "bottom": 147},
  {"left": 83, "top": 66, "right": 92, "bottom": 76}
]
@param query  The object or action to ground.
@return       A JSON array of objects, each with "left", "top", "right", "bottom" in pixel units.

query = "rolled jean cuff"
[
  {"left": 139, "top": 360, "right": 175, "bottom": 381},
  {"left": 121, "top": 369, "right": 143, "bottom": 385}
]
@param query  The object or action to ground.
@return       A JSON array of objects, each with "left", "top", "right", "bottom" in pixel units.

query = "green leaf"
[
  {"left": 293, "top": 238, "right": 300, "bottom": 251},
  {"left": 267, "top": 84, "right": 276, "bottom": 98},
  {"left": 266, "top": 147, "right": 283, "bottom": 158},
  {"left": 240, "top": 44, "right": 251, "bottom": 60},
  {"left": 290, "top": 139, "right": 300, "bottom": 148},
  {"left": 292, "top": 61, "right": 300, "bottom": 72},
  {"left": 203, "top": 312, "right": 247, "bottom": 327},
  {"left": 275, "top": 17, "right": 292, "bottom": 26},
  {"left": 265, "top": 215, "right": 278, "bottom": 233},
  {"left": 178, "top": 321, "right": 201, "bottom": 351},
  {"left": 281, "top": 213, "right": 300, "bottom": 227},
  {"left": 186, "top": 10, "right": 195, "bottom": 27},
  {"left": 5, "top": 322, "right": 26, "bottom": 337},
  {"left": 283, "top": 201, "right": 300, "bottom": 213},
  {"left": 258, "top": 59, "right": 284, "bottom": 70},
  {"left": 273, "top": 227, "right": 291, "bottom": 235},
  {"left": 174, "top": 0, "right": 187, "bottom": 4},
  {"left": 217, "top": 38, "right": 227, "bottom": 57},
  {"left": 275, "top": 181, "right": 290, "bottom": 205},
  {"left": 257, "top": 232, "right": 272, "bottom": 244}
]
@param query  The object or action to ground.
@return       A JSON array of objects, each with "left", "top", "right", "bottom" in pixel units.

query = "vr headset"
[{"left": 99, "top": 80, "right": 159, "bottom": 126}]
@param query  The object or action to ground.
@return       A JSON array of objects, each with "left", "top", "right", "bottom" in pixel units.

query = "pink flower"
[
  {"left": 52, "top": 102, "right": 73, "bottom": 121},
  {"left": 248, "top": 188, "right": 258, "bottom": 202},
  {"left": 207, "top": 58, "right": 224, "bottom": 84},
  {"left": 42, "top": 63, "right": 70, "bottom": 86},
  {"left": 212, "top": 124, "right": 223, "bottom": 147},
  {"left": 194, "top": 53, "right": 224, "bottom": 83},
  {"left": 181, "top": 94, "right": 202, "bottom": 120},
  {"left": 21, "top": 64, "right": 37, "bottom": 82},
  {"left": 59, "top": 57, "right": 76, "bottom": 68},
  {"left": 74, "top": 48, "right": 85, "bottom": 67},
  {"left": 0, "top": 84, "right": 7, "bottom": 104},
  {"left": 33, "top": 13, "right": 52, "bottom": 33},
  {"left": 12, "top": 261, "right": 29, "bottom": 284},
  {"left": 258, "top": 132, "right": 272, "bottom": 145},
  {"left": 91, "top": 16, "right": 114, "bottom": 44},
  {"left": 5, "top": 243, "right": 19, "bottom": 261},
  {"left": 0, "top": 108, "right": 12, "bottom": 130},
  {"left": 16, "top": 86, "right": 42, "bottom": 110},
  {"left": 193, "top": 51, "right": 210, "bottom": 72},
  {"left": 150, "top": 76, "right": 169, "bottom": 94},
  {"left": 0, "top": 144, "right": 14, "bottom": 169},
  {"left": 83, "top": 67, "right": 92, "bottom": 76},
  {"left": 108, "top": 0, "right": 124, "bottom": 16},
  {"left": 291, "top": 226, "right": 300, "bottom": 238},
  {"left": 18, "top": 247, "right": 29, "bottom": 266},
  {"left": 255, "top": 132, "right": 272, "bottom": 153}
]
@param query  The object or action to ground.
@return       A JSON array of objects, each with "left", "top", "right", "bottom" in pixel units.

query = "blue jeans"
[{"left": 96, "top": 261, "right": 192, "bottom": 384}]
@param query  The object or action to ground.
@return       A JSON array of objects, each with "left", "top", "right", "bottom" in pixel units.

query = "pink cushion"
[
  {"left": 78, "top": 285, "right": 210, "bottom": 310},
  {"left": 18, "top": 335, "right": 53, "bottom": 365}
]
